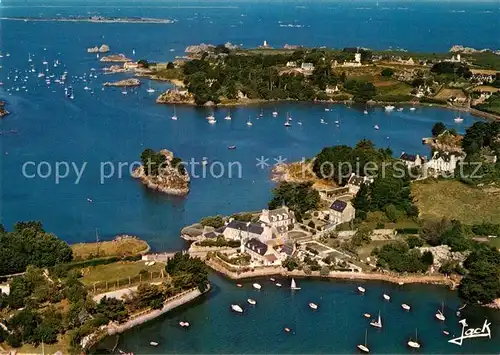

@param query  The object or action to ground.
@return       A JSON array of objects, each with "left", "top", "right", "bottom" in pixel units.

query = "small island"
[
  {"left": 87, "top": 44, "right": 110, "bottom": 53},
  {"left": 132, "top": 149, "right": 190, "bottom": 196},
  {"left": 0, "top": 101, "right": 9, "bottom": 118},
  {"left": 100, "top": 54, "right": 132, "bottom": 63},
  {"left": 0, "top": 16, "right": 175, "bottom": 24},
  {"left": 103, "top": 78, "right": 141, "bottom": 87}
]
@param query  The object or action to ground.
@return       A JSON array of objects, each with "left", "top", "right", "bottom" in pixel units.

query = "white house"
[
  {"left": 301, "top": 62, "right": 315, "bottom": 72},
  {"left": 0, "top": 284, "right": 10, "bottom": 296},
  {"left": 243, "top": 238, "right": 280, "bottom": 266},
  {"left": 329, "top": 200, "right": 356, "bottom": 225},
  {"left": 325, "top": 85, "right": 340, "bottom": 95},
  {"left": 425, "top": 151, "right": 464, "bottom": 174},
  {"left": 259, "top": 206, "right": 295, "bottom": 236},
  {"left": 346, "top": 173, "right": 374, "bottom": 195},
  {"left": 222, "top": 219, "right": 273, "bottom": 243},
  {"left": 286, "top": 61, "right": 297, "bottom": 68},
  {"left": 400, "top": 152, "right": 425, "bottom": 168}
]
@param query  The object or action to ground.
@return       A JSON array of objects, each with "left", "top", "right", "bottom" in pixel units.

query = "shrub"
[{"left": 381, "top": 68, "right": 394, "bottom": 77}]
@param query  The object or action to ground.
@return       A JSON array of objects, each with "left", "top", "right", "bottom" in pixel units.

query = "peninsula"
[
  {"left": 136, "top": 42, "right": 500, "bottom": 118},
  {"left": 0, "top": 16, "right": 174, "bottom": 24},
  {"left": 132, "top": 148, "right": 190, "bottom": 196},
  {"left": 100, "top": 54, "right": 132, "bottom": 63}
]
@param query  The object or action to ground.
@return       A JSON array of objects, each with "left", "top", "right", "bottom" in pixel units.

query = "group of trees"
[
  {"left": 165, "top": 252, "right": 209, "bottom": 292},
  {"left": 430, "top": 62, "right": 472, "bottom": 79},
  {"left": 461, "top": 121, "right": 500, "bottom": 155},
  {"left": 268, "top": 182, "right": 320, "bottom": 222},
  {"left": 343, "top": 79, "right": 376, "bottom": 102},
  {"left": 374, "top": 241, "right": 434, "bottom": 273},
  {"left": 313, "top": 139, "right": 393, "bottom": 185},
  {"left": 140, "top": 149, "right": 186, "bottom": 176},
  {"left": 419, "top": 219, "right": 472, "bottom": 252},
  {"left": 0, "top": 222, "right": 73, "bottom": 276}
]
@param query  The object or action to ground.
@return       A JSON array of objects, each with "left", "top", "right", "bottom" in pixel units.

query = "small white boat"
[
  {"left": 259, "top": 108, "right": 263, "bottom": 117},
  {"left": 454, "top": 116, "right": 464, "bottom": 123},
  {"left": 231, "top": 304, "right": 243, "bottom": 313},
  {"left": 122, "top": 89, "right": 128, "bottom": 95},
  {"left": 270, "top": 277, "right": 276, "bottom": 282},
  {"left": 28, "top": 54, "right": 32, "bottom": 62},
  {"left": 224, "top": 110, "right": 232, "bottom": 120},
  {"left": 208, "top": 118, "right": 216, "bottom": 124},
  {"left": 369, "top": 312, "right": 382, "bottom": 329},
  {"left": 247, "top": 298, "right": 256, "bottom": 305},
  {"left": 357, "top": 286, "right": 366, "bottom": 293},
  {"left": 410, "top": 107, "right": 416, "bottom": 111},
  {"left": 383, "top": 293, "right": 391, "bottom": 301},
  {"left": 334, "top": 120, "right": 340, "bottom": 124},
  {"left": 363, "top": 313, "right": 371, "bottom": 318},
  {"left": 38, "top": 73, "right": 45, "bottom": 78},
  {"left": 246, "top": 118, "right": 253, "bottom": 126},
  {"left": 179, "top": 321, "right": 190, "bottom": 327},
  {"left": 407, "top": 329, "right": 421, "bottom": 349},
  {"left": 253, "top": 283, "right": 262, "bottom": 290},
  {"left": 272, "top": 109, "right": 278, "bottom": 117},
  {"left": 435, "top": 311, "right": 445, "bottom": 321},
  {"left": 384, "top": 105, "right": 395, "bottom": 111},
  {"left": 275, "top": 283, "right": 282, "bottom": 287},
  {"left": 290, "top": 278, "right": 301, "bottom": 290},
  {"left": 206, "top": 113, "right": 215, "bottom": 120},
  {"left": 320, "top": 118, "right": 327, "bottom": 124},
  {"left": 324, "top": 108, "right": 330, "bottom": 112},
  {"left": 150, "top": 342, "right": 158, "bottom": 347},
  {"left": 309, "top": 302, "right": 318, "bottom": 310},
  {"left": 357, "top": 329, "right": 370, "bottom": 353},
  {"left": 374, "top": 125, "right": 380, "bottom": 130},
  {"left": 172, "top": 105, "right": 178, "bottom": 120},
  {"left": 284, "top": 120, "right": 291, "bottom": 127},
  {"left": 402, "top": 303, "right": 411, "bottom": 311},
  {"left": 442, "top": 330, "right": 449, "bottom": 336},
  {"left": 363, "top": 110, "right": 368, "bottom": 115},
  {"left": 397, "top": 107, "right": 404, "bottom": 112}
]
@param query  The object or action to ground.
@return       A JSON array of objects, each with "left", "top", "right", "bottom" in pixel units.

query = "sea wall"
[{"left": 107, "top": 286, "right": 208, "bottom": 335}]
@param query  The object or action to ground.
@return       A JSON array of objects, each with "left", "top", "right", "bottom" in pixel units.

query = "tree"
[
  {"left": 137, "top": 59, "right": 150, "bottom": 68},
  {"left": 96, "top": 297, "right": 128, "bottom": 322},
  {"left": 268, "top": 182, "right": 320, "bottom": 221},
  {"left": 381, "top": 68, "right": 394, "bottom": 77},
  {"left": 282, "top": 256, "right": 299, "bottom": 271},
  {"left": 165, "top": 252, "right": 208, "bottom": 291},
  {"left": 166, "top": 61, "right": 175, "bottom": 69},
  {"left": 407, "top": 235, "right": 423, "bottom": 249},
  {"left": 431, "top": 122, "right": 446, "bottom": 137},
  {"left": 320, "top": 265, "right": 330, "bottom": 276},
  {"left": 200, "top": 215, "right": 224, "bottom": 228}
]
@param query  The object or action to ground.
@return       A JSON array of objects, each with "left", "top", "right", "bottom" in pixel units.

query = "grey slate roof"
[
  {"left": 245, "top": 238, "right": 268, "bottom": 256},
  {"left": 400, "top": 152, "right": 418, "bottom": 162},
  {"left": 226, "top": 220, "right": 264, "bottom": 235},
  {"left": 330, "top": 200, "right": 348, "bottom": 213},
  {"left": 280, "top": 244, "right": 294, "bottom": 256},
  {"left": 347, "top": 174, "right": 365, "bottom": 187}
]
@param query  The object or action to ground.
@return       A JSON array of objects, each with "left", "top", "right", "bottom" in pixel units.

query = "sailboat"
[
  {"left": 290, "top": 278, "right": 301, "bottom": 290},
  {"left": 357, "top": 329, "right": 370, "bottom": 353},
  {"left": 224, "top": 109, "right": 232, "bottom": 120},
  {"left": 259, "top": 108, "right": 263, "bottom": 117},
  {"left": 435, "top": 302, "right": 445, "bottom": 321},
  {"left": 407, "top": 329, "right": 421, "bottom": 349},
  {"left": 454, "top": 111, "right": 464, "bottom": 123},
  {"left": 246, "top": 117, "right": 253, "bottom": 126},
  {"left": 401, "top": 303, "right": 411, "bottom": 311},
  {"left": 272, "top": 108, "right": 278, "bottom": 117},
  {"left": 28, "top": 53, "right": 32, "bottom": 62},
  {"left": 146, "top": 82, "right": 155, "bottom": 93},
  {"left": 122, "top": 87, "right": 128, "bottom": 95},
  {"left": 369, "top": 311, "right": 382, "bottom": 329},
  {"left": 253, "top": 283, "right": 262, "bottom": 290}
]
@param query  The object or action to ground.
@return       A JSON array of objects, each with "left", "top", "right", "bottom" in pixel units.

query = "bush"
[
  {"left": 308, "top": 221, "right": 315, "bottom": 228},
  {"left": 407, "top": 235, "right": 424, "bottom": 249},
  {"left": 320, "top": 266, "right": 330, "bottom": 276},
  {"left": 381, "top": 68, "right": 394, "bottom": 77},
  {"left": 376, "top": 222, "right": 385, "bottom": 229},
  {"left": 200, "top": 215, "right": 224, "bottom": 228}
]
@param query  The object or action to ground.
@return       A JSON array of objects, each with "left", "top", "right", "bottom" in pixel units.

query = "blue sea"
[{"left": 0, "top": 1, "right": 499, "bottom": 353}]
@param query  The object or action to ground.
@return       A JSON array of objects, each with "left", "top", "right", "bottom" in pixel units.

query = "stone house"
[
  {"left": 259, "top": 206, "right": 295, "bottom": 236},
  {"left": 243, "top": 238, "right": 280, "bottom": 266},
  {"left": 301, "top": 62, "right": 315, "bottom": 72},
  {"left": 425, "top": 151, "right": 464, "bottom": 174},
  {"left": 329, "top": 200, "right": 356, "bottom": 225},
  {"left": 222, "top": 219, "right": 273, "bottom": 243},
  {"left": 346, "top": 173, "right": 374, "bottom": 195},
  {"left": 400, "top": 152, "right": 425, "bottom": 168}
]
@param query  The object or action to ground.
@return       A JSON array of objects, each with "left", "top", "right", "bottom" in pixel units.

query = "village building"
[
  {"left": 243, "top": 238, "right": 280, "bottom": 266},
  {"left": 400, "top": 152, "right": 425, "bottom": 168},
  {"left": 325, "top": 85, "right": 340, "bottom": 95},
  {"left": 329, "top": 200, "right": 356, "bottom": 225},
  {"left": 425, "top": 151, "right": 465, "bottom": 174},
  {"left": 222, "top": 219, "right": 273, "bottom": 243},
  {"left": 346, "top": 173, "right": 374, "bottom": 195},
  {"left": 259, "top": 206, "right": 296, "bottom": 236},
  {"left": 301, "top": 62, "right": 315, "bottom": 72},
  {"left": 286, "top": 61, "right": 297, "bottom": 68}
]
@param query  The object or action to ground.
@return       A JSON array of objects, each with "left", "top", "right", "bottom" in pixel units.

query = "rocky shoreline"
[
  {"left": 156, "top": 89, "right": 195, "bottom": 105},
  {"left": 0, "top": 101, "right": 9, "bottom": 118},
  {"left": 88, "top": 44, "right": 110, "bottom": 53},
  {"left": 132, "top": 149, "right": 190, "bottom": 196},
  {"left": 103, "top": 78, "right": 141, "bottom": 87}
]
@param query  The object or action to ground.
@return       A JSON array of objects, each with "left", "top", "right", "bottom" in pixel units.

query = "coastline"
[
  {"left": 205, "top": 258, "right": 457, "bottom": 288},
  {"left": 0, "top": 17, "right": 174, "bottom": 24}
]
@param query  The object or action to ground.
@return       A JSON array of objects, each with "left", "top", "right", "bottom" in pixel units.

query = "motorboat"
[
  {"left": 179, "top": 321, "right": 190, "bottom": 327},
  {"left": 297, "top": 121, "right": 302, "bottom": 125},
  {"left": 275, "top": 283, "right": 282, "bottom": 287},
  {"left": 383, "top": 293, "right": 391, "bottom": 301},
  {"left": 374, "top": 125, "right": 380, "bottom": 130},
  {"left": 253, "top": 283, "right": 262, "bottom": 290},
  {"left": 246, "top": 118, "right": 253, "bottom": 126},
  {"left": 320, "top": 118, "right": 327, "bottom": 124},
  {"left": 401, "top": 303, "right": 411, "bottom": 311},
  {"left": 247, "top": 298, "right": 257, "bottom": 305},
  {"left": 309, "top": 302, "right": 318, "bottom": 310},
  {"left": 290, "top": 278, "right": 301, "bottom": 290},
  {"left": 363, "top": 313, "right": 371, "bottom": 318},
  {"left": 357, "top": 286, "right": 366, "bottom": 293},
  {"left": 236, "top": 283, "right": 243, "bottom": 288},
  {"left": 172, "top": 105, "right": 178, "bottom": 120},
  {"left": 270, "top": 277, "right": 276, "bottom": 282},
  {"left": 224, "top": 110, "right": 232, "bottom": 120},
  {"left": 397, "top": 107, "right": 404, "bottom": 112},
  {"left": 150, "top": 342, "right": 158, "bottom": 347},
  {"left": 228, "top": 145, "right": 236, "bottom": 150},
  {"left": 272, "top": 109, "right": 278, "bottom": 117},
  {"left": 231, "top": 304, "right": 243, "bottom": 313},
  {"left": 284, "top": 120, "right": 291, "bottom": 127},
  {"left": 363, "top": 110, "right": 368, "bottom": 114}
]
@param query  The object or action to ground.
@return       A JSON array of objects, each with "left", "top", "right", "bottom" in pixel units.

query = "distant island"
[
  {"left": 0, "top": 16, "right": 174, "bottom": 24},
  {"left": 125, "top": 42, "right": 500, "bottom": 118},
  {"left": 103, "top": 78, "right": 141, "bottom": 87},
  {"left": 132, "top": 149, "right": 190, "bottom": 196},
  {"left": 0, "top": 101, "right": 9, "bottom": 118},
  {"left": 100, "top": 54, "right": 132, "bottom": 63}
]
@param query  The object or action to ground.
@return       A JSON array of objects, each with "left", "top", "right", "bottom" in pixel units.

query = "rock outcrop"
[
  {"left": 418, "top": 245, "right": 468, "bottom": 269},
  {"left": 449, "top": 45, "right": 500, "bottom": 55},
  {"left": 185, "top": 43, "right": 215, "bottom": 54},
  {"left": 100, "top": 54, "right": 132, "bottom": 62},
  {"left": 103, "top": 78, "right": 141, "bottom": 87},
  {"left": 87, "top": 46, "right": 99, "bottom": 53},
  {"left": 156, "top": 89, "right": 195, "bottom": 105},
  {"left": 0, "top": 101, "right": 9, "bottom": 118},
  {"left": 132, "top": 149, "right": 190, "bottom": 196},
  {"left": 87, "top": 44, "right": 110, "bottom": 53}
]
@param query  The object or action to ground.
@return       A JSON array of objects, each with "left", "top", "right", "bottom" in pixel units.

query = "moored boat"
[
  {"left": 402, "top": 303, "right": 411, "bottom": 311},
  {"left": 369, "top": 311, "right": 382, "bottom": 329},
  {"left": 247, "top": 298, "right": 257, "bottom": 305},
  {"left": 253, "top": 283, "right": 262, "bottom": 290},
  {"left": 357, "top": 329, "right": 370, "bottom": 353},
  {"left": 290, "top": 278, "right": 301, "bottom": 290},
  {"left": 383, "top": 293, "right": 391, "bottom": 301},
  {"left": 309, "top": 302, "right": 318, "bottom": 310},
  {"left": 357, "top": 286, "right": 366, "bottom": 293},
  {"left": 231, "top": 304, "right": 243, "bottom": 313}
]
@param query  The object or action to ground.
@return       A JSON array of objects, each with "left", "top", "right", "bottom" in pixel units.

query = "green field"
[
  {"left": 80, "top": 261, "right": 165, "bottom": 286},
  {"left": 412, "top": 180, "right": 500, "bottom": 224}
]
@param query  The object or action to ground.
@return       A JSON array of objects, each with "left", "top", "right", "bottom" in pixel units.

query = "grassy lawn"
[
  {"left": 80, "top": 261, "right": 165, "bottom": 286},
  {"left": 434, "top": 88, "right": 466, "bottom": 101},
  {"left": 412, "top": 179, "right": 500, "bottom": 224},
  {"left": 1, "top": 335, "right": 70, "bottom": 354},
  {"left": 71, "top": 237, "right": 149, "bottom": 261},
  {"left": 358, "top": 240, "right": 395, "bottom": 261}
]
